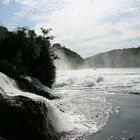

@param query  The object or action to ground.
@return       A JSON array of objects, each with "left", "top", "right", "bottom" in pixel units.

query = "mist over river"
[{"left": 53, "top": 68, "right": 140, "bottom": 140}]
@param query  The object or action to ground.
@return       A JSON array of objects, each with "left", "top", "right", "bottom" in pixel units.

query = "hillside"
[
  {"left": 53, "top": 43, "right": 84, "bottom": 69},
  {"left": 84, "top": 47, "right": 140, "bottom": 68}
]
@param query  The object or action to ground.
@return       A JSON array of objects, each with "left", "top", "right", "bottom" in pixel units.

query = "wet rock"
[
  {"left": 128, "top": 91, "right": 140, "bottom": 95},
  {"left": 16, "top": 77, "right": 59, "bottom": 100},
  {"left": 0, "top": 93, "right": 58, "bottom": 140},
  {"left": 96, "top": 77, "right": 103, "bottom": 83},
  {"left": 128, "top": 138, "right": 133, "bottom": 140}
]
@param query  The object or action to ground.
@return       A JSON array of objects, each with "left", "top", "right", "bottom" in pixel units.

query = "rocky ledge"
[
  {"left": 16, "top": 77, "right": 59, "bottom": 100},
  {"left": 0, "top": 92, "right": 58, "bottom": 140}
]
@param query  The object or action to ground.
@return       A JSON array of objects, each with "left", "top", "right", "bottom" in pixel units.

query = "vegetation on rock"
[{"left": 0, "top": 26, "right": 56, "bottom": 88}]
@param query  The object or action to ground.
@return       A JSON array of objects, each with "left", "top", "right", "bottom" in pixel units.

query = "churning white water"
[
  {"left": 0, "top": 68, "right": 140, "bottom": 140},
  {"left": 53, "top": 68, "right": 140, "bottom": 139}
]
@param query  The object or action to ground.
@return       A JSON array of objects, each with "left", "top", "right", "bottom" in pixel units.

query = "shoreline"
[{"left": 87, "top": 94, "right": 140, "bottom": 140}]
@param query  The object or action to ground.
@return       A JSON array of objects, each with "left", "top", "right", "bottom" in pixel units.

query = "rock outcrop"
[
  {"left": 16, "top": 76, "right": 59, "bottom": 100},
  {"left": 0, "top": 93, "right": 58, "bottom": 140}
]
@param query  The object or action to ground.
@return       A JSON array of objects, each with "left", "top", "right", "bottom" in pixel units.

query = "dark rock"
[
  {"left": 96, "top": 77, "right": 103, "bottom": 83},
  {"left": 128, "top": 91, "right": 140, "bottom": 95},
  {"left": 128, "top": 137, "right": 134, "bottom": 140},
  {"left": 0, "top": 93, "right": 58, "bottom": 140},
  {"left": 16, "top": 77, "right": 59, "bottom": 100}
]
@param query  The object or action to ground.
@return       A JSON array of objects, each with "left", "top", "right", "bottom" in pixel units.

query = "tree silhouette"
[{"left": 0, "top": 26, "right": 56, "bottom": 88}]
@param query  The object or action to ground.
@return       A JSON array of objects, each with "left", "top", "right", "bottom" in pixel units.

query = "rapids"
[{"left": 0, "top": 68, "right": 140, "bottom": 139}]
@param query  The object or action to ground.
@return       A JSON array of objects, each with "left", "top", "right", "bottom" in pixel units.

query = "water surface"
[
  {"left": 53, "top": 68, "right": 140, "bottom": 139},
  {"left": 87, "top": 94, "right": 140, "bottom": 140}
]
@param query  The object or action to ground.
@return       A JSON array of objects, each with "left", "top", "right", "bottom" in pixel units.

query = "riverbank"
[{"left": 87, "top": 93, "right": 140, "bottom": 140}]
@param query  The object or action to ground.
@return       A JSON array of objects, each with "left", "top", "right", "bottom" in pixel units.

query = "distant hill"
[
  {"left": 84, "top": 47, "right": 140, "bottom": 68},
  {"left": 52, "top": 43, "right": 84, "bottom": 69},
  {"left": 52, "top": 44, "right": 140, "bottom": 69}
]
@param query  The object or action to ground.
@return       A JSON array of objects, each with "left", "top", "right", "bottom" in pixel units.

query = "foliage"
[{"left": 0, "top": 26, "right": 56, "bottom": 88}]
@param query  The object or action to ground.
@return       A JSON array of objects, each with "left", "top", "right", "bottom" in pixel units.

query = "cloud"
[
  {"left": 0, "top": 0, "right": 10, "bottom": 4},
  {"left": 15, "top": 0, "right": 46, "bottom": 8},
  {"left": 42, "top": 0, "right": 140, "bottom": 54},
  {"left": 6, "top": 0, "right": 140, "bottom": 56},
  {"left": 14, "top": 0, "right": 65, "bottom": 17}
]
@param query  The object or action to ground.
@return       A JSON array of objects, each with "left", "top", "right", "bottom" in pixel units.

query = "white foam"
[
  {"left": 1, "top": 68, "right": 140, "bottom": 140},
  {"left": 0, "top": 73, "right": 46, "bottom": 101},
  {"left": 52, "top": 89, "right": 112, "bottom": 140},
  {"left": 0, "top": 72, "right": 99, "bottom": 139},
  {"left": 52, "top": 68, "right": 140, "bottom": 139},
  {"left": 54, "top": 68, "right": 140, "bottom": 93}
]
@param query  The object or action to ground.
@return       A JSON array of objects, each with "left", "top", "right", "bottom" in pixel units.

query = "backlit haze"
[{"left": 1, "top": 0, "right": 140, "bottom": 57}]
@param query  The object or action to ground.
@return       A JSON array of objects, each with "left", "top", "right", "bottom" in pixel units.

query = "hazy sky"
[{"left": 1, "top": 0, "right": 140, "bottom": 57}]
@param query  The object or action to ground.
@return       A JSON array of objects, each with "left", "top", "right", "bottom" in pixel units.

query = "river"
[
  {"left": 0, "top": 68, "right": 140, "bottom": 140},
  {"left": 53, "top": 68, "right": 140, "bottom": 140}
]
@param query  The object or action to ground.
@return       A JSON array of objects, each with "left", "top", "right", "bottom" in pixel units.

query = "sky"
[{"left": 0, "top": 0, "right": 140, "bottom": 57}]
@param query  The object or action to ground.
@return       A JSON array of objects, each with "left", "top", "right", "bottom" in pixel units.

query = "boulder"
[{"left": 0, "top": 93, "right": 58, "bottom": 140}]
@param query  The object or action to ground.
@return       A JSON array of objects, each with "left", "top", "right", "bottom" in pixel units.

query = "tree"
[{"left": 0, "top": 26, "right": 56, "bottom": 88}]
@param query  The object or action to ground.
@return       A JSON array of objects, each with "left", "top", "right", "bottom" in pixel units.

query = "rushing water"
[
  {"left": 53, "top": 68, "right": 140, "bottom": 140},
  {"left": 0, "top": 68, "right": 140, "bottom": 140}
]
